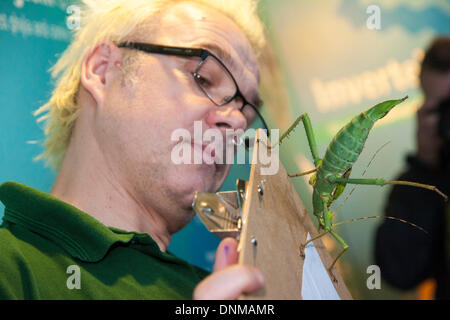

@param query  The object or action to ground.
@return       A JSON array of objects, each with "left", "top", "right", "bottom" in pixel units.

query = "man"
[
  {"left": 0, "top": 0, "right": 266, "bottom": 299},
  {"left": 375, "top": 37, "right": 450, "bottom": 299}
]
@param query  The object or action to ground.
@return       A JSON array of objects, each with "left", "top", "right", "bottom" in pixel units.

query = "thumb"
[{"left": 213, "top": 237, "right": 239, "bottom": 272}]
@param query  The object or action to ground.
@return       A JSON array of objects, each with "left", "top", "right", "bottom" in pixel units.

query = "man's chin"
[
  {"left": 213, "top": 163, "right": 231, "bottom": 189},
  {"left": 171, "top": 163, "right": 230, "bottom": 210},
  {"left": 196, "top": 163, "right": 229, "bottom": 191}
]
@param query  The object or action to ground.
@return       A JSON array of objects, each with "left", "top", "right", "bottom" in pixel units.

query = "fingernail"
[{"left": 224, "top": 245, "right": 229, "bottom": 264}]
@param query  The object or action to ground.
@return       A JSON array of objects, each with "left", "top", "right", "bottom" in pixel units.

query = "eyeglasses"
[{"left": 117, "top": 42, "right": 270, "bottom": 149}]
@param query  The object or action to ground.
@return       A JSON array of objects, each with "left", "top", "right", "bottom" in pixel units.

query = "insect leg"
[
  {"left": 274, "top": 113, "right": 321, "bottom": 167},
  {"left": 288, "top": 168, "right": 317, "bottom": 178},
  {"left": 328, "top": 230, "right": 349, "bottom": 283},
  {"left": 322, "top": 195, "right": 332, "bottom": 231},
  {"left": 319, "top": 195, "right": 348, "bottom": 282},
  {"left": 327, "top": 176, "right": 447, "bottom": 200},
  {"left": 299, "top": 229, "right": 329, "bottom": 258}
]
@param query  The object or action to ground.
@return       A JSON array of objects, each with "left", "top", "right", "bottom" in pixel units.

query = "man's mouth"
[
  {"left": 190, "top": 142, "right": 219, "bottom": 170},
  {"left": 202, "top": 143, "right": 216, "bottom": 158}
]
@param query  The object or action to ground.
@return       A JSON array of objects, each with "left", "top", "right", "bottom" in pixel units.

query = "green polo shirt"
[{"left": 0, "top": 181, "right": 210, "bottom": 299}]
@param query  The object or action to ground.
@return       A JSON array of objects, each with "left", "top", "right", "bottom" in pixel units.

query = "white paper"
[{"left": 301, "top": 233, "right": 341, "bottom": 300}]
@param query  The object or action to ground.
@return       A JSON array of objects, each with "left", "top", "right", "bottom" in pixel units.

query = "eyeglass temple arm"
[{"left": 117, "top": 42, "right": 204, "bottom": 57}]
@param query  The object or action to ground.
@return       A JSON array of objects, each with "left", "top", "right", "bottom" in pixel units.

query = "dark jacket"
[{"left": 375, "top": 155, "right": 450, "bottom": 299}]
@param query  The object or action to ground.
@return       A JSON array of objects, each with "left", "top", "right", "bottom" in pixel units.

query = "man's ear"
[{"left": 80, "top": 41, "right": 123, "bottom": 106}]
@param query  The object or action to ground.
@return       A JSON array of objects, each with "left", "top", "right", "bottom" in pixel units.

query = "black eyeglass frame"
[{"left": 117, "top": 42, "right": 270, "bottom": 139}]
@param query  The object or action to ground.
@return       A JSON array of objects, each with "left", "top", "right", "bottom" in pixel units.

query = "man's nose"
[{"left": 206, "top": 106, "right": 247, "bottom": 134}]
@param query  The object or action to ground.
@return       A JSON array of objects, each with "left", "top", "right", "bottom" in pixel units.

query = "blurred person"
[
  {"left": 0, "top": 0, "right": 268, "bottom": 299},
  {"left": 375, "top": 36, "right": 450, "bottom": 299}
]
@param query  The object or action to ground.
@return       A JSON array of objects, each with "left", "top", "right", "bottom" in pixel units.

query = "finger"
[
  {"left": 193, "top": 265, "right": 265, "bottom": 300},
  {"left": 213, "top": 237, "right": 239, "bottom": 272}
]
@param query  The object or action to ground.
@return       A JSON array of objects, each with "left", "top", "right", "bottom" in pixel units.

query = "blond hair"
[{"left": 35, "top": 0, "right": 266, "bottom": 170}]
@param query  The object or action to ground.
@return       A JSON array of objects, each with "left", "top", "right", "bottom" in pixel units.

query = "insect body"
[{"left": 275, "top": 96, "right": 447, "bottom": 281}]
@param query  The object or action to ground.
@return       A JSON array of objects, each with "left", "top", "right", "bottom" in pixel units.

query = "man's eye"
[
  {"left": 193, "top": 73, "right": 212, "bottom": 88},
  {"left": 222, "top": 96, "right": 233, "bottom": 104}
]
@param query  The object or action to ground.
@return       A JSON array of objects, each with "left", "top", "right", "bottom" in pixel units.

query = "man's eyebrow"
[
  {"left": 197, "top": 42, "right": 262, "bottom": 108},
  {"left": 198, "top": 42, "right": 235, "bottom": 70}
]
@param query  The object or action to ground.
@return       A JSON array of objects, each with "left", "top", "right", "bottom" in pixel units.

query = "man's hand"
[
  {"left": 193, "top": 238, "right": 265, "bottom": 300},
  {"left": 416, "top": 100, "right": 444, "bottom": 169}
]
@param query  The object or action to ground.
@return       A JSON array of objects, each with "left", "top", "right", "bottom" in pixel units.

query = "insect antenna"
[
  {"left": 333, "top": 141, "right": 391, "bottom": 218},
  {"left": 332, "top": 215, "right": 430, "bottom": 236}
]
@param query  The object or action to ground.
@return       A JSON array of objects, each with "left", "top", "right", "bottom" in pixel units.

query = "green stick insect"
[{"left": 272, "top": 96, "right": 447, "bottom": 281}]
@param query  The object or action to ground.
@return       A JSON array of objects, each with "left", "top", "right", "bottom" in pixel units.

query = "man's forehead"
[{"left": 152, "top": 2, "right": 260, "bottom": 79}]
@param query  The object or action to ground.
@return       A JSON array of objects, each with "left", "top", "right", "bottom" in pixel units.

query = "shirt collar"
[{"left": 0, "top": 181, "right": 159, "bottom": 262}]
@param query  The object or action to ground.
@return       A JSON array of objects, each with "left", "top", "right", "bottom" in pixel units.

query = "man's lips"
[
  {"left": 202, "top": 143, "right": 216, "bottom": 158},
  {"left": 191, "top": 142, "right": 218, "bottom": 168}
]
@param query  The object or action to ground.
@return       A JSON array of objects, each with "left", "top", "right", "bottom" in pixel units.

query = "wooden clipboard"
[{"left": 193, "top": 129, "right": 352, "bottom": 299}]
